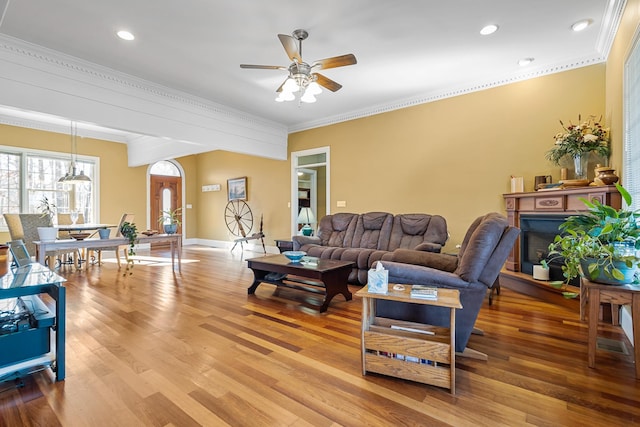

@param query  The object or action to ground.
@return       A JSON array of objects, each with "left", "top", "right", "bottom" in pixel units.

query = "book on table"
[{"left": 410, "top": 285, "right": 438, "bottom": 300}]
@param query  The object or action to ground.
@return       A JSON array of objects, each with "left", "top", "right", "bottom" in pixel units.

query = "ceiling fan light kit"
[{"left": 241, "top": 29, "right": 357, "bottom": 104}]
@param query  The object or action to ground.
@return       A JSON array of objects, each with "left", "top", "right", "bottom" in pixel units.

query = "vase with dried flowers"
[{"left": 545, "top": 114, "right": 610, "bottom": 180}]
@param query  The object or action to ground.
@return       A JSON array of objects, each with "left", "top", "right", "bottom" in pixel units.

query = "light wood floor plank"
[{"left": 1, "top": 246, "right": 638, "bottom": 426}]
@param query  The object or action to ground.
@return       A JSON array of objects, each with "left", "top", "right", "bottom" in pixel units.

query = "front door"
[{"left": 150, "top": 174, "right": 182, "bottom": 246}]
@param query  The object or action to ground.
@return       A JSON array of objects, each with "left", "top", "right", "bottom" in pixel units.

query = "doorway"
[
  {"left": 149, "top": 161, "right": 183, "bottom": 246},
  {"left": 291, "top": 147, "right": 330, "bottom": 236}
]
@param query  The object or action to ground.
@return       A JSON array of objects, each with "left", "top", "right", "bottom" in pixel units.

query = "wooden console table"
[
  {"left": 583, "top": 279, "right": 640, "bottom": 379},
  {"left": 356, "top": 284, "right": 461, "bottom": 394}
]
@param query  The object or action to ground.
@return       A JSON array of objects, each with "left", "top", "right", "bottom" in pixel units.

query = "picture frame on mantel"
[{"left": 227, "top": 177, "right": 247, "bottom": 201}]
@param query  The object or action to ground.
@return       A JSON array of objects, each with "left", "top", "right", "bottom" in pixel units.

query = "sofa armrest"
[
  {"left": 292, "top": 235, "right": 321, "bottom": 250},
  {"left": 390, "top": 249, "right": 458, "bottom": 272},
  {"left": 378, "top": 260, "right": 471, "bottom": 288},
  {"left": 413, "top": 242, "right": 443, "bottom": 252}
]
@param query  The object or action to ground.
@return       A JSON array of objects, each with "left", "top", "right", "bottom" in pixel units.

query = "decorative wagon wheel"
[{"left": 224, "top": 200, "right": 254, "bottom": 238}]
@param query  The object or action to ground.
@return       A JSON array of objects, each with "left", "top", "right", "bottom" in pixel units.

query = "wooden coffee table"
[{"left": 246, "top": 255, "right": 354, "bottom": 312}]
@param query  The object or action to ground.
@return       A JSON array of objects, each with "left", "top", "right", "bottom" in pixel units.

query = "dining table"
[
  {"left": 35, "top": 233, "right": 182, "bottom": 272},
  {"left": 56, "top": 223, "right": 115, "bottom": 235}
]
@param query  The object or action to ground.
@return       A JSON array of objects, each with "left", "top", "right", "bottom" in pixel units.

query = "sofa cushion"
[
  {"left": 351, "top": 212, "right": 393, "bottom": 250},
  {"left": 390, "top": 249, "right": 458, "bottom": 272},
  {"left": 316, "top": 213, "right": 358, "bottom": 247},
  {"left": 388, "top": 214, "right": 448, "bottom": 251}
]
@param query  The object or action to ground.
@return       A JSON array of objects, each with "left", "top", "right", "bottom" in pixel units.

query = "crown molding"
[
  {"left": 288, "top": 0, "right": 625, "bottom": 134},
  {"left": 288, "top": 53, "right": 607, "bottom": 133},
  {"left": 596, "top": 0, "right": 627, "bottom": 56}
]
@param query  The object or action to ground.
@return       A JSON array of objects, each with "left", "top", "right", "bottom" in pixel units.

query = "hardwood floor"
[{"left": 1, "top": 246, "right": 639, "bottom": 426}]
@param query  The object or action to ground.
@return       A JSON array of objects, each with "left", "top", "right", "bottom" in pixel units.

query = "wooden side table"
[
  {"left": 355, "top": 284, "right": 462, "bottom": 394},
  {"left": 583, "top": 279, "right": 640, "bottom": 379}
]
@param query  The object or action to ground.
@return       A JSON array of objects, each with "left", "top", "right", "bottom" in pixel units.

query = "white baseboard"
[
  {"left": 621, "top": 304, "right": 634, "bottom": 346},
  {"left": 192, "top": 238, "right": 279, "bottom": 254}
]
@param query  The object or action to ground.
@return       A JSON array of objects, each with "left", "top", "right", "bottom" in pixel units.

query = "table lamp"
[{"left": 297, "top": 208, "right": 316, "bottom": 236}]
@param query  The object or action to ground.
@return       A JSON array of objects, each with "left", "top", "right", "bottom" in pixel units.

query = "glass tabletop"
[{"left": 0, "top": 264, "right": 66, "bottom": 291}]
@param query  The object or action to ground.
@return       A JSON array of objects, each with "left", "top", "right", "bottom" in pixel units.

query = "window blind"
[{"left": 624, "top": 29, "right": 640, "bottom": 210}]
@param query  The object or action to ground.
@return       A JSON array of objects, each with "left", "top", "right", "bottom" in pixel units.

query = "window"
[
  {"left": 150, "top": 160, "right": 180, "bottom": 177},
  {"left": 0, "top": 146, "right": 98, "bottom": 228},
  {"left": 624, "top": 30, "right": 640, "bottom": 210}
]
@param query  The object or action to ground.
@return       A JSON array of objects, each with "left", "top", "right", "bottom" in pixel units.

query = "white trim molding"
[{"left": 0, "top": 34, "right": 288, "bottom": 166}]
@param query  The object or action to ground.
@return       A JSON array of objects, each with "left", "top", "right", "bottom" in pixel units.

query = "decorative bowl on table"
[
  {"left": 69, "top": 232, "right": 91, "bottom": 240},
  {"left": 141, "top": 230, "right": 158, "bottom": 236},
  {"left": 283, "top": 251, "right": 306, "bottom": 262}
]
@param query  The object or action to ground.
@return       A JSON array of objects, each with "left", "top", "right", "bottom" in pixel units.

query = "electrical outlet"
[{"left": 337, "top": 200, "right": 347, "bottom": 207}]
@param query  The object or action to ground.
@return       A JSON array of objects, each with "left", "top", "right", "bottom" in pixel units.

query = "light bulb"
[
  {"left": 480, "top": 24, "right": 499, "bottom": 35},
  {"left": 571, "top": 19, "right": 592, "bottom": 32},
  {"left": 283, "top": 78, "right": 299, "bottom": 93},
  {"left": 306, "top": 82, "right": 322, "bottom": 95},
  {"left": 301, "top": 91, "right": 316, "bottom": 103}
]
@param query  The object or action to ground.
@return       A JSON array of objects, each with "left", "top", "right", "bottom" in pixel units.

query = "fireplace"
[
  {"left": 501, "top": 185, "right": 621, "bottom": 306},
  {"left": 519, "top": 214, "right": 579, "bottom": 285}
]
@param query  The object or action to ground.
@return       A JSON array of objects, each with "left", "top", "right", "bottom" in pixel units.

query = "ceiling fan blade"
[
  {"left": 314, "top": 73, "right": 342, "bottom": 92},
  {"left": 275, "top": 78, "right": 288, "bottom": 93},
  {"left": 312, "top": 54, "right": 357, "bottom": 70},
  {"left": 240, "top": 64, "right": 287, "bottom": 70},
  {"left": 278, "top": 34, "right": 302, "bottom": 63}
]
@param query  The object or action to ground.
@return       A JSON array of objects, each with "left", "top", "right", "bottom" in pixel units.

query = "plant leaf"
[
  {"left": 612, "top": 268, "right": 625, "bottom": 281},
  {"left": 616, "top": 182, "right": 633, "bottom": 206}
]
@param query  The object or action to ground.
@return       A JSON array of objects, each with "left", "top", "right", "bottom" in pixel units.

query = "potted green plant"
[
  {"left": 37, "top": 196, "right": 58, "bottom": 242},
  {"left": 158, "top": 207, "right": 181, "bottom": 234},
  {"left": 547, "top": 183, "right": 640, "bottom": 286},
  {"left": 120, "top": 221, "right": 138, "bottom": 275}
]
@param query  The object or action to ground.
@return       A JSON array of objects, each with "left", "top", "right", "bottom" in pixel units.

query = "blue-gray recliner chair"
[{"left": 375, "top": 212, "right": 520, "bottom": 356}]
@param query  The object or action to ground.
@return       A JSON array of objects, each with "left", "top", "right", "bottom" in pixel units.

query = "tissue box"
[{"left": 367, "top": 265, "right": 388, "bottom": 294}]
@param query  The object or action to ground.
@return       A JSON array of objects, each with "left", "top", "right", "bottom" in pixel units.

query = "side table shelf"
[
  {"left": 356, "top": 284, "right": 461, "bottom": 394},
  {"left": 0, "top": 264, "right": 66, "bottom": 382}
]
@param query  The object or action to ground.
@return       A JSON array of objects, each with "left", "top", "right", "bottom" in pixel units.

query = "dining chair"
[
  {"left": 57, "top": 213, "right": 86, "bottom": 239},
  {"left": 4, "top": 213, "right": 24, "bottom": 242},
  {"left": 86, "top": 213, "right": 134, "bottom": 267},
  {"left": 14, "top": 214, "right": 74, "bottom": 268},
  {"left": 57, "top": 212, "right": 87, "bottom": 267}
]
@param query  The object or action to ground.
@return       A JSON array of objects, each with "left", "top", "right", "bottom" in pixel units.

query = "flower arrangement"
[{"left": 545, "top": 114, "right": 610, "bottom": 165}]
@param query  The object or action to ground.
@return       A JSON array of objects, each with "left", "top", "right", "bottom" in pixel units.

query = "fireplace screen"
[{"left": 519, "top": 214, "right": 579, "bottom": 284}]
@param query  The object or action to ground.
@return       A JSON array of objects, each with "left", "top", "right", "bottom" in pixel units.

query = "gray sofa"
[{"left": 292, "top": 212, "right": 448, "bottom": 284}]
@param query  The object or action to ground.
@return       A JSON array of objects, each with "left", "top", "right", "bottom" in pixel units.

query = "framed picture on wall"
[{"left": 227, "top": 177, "right": 247, "bottom": 201}]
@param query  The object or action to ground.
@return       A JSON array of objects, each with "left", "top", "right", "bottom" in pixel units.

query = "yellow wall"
[
  {"left": 196, "top": 150, "right": 289, "bottom": 241},
  {"left": 0, "top": 125, "right": 198, "bottom": 242},
  {"left": 606, "top": 0, "right": 640, "bottom": 174},
  {"left": 289, "top": 65, "right": 606, "bottom": 249}
]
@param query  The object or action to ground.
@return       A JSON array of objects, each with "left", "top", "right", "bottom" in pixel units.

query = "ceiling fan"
[{"left": 240, "top": 29, "right": 357, "bottom": 103}]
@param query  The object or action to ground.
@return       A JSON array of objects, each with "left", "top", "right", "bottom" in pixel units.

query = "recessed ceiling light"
[
  {"left": 571, "top": 19, "right": 592, "bottom": 32},
  {"left": 518, "top": 57, "right": 534, "bottom": 66},
  {"left": 117, "top": 30, "right": 135, "bottom": 41},
  {"left": 480, "top": 24, "right": 499, "bottom": 35}
]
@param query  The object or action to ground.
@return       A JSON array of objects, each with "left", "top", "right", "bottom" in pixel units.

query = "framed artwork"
[{"left": 227, "top": 177, "right": 247, "bottom": 201}]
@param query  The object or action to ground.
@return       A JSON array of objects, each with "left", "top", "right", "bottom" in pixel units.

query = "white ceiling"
[{"left": 0, "top": 0, "right": 624, "bottom": 163}]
